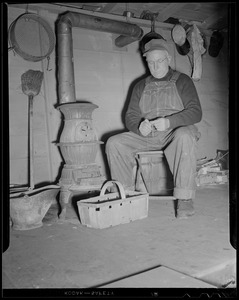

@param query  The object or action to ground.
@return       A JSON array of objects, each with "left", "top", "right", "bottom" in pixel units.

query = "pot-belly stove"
[{"left": 57, "top": 102, "right": 105, "bottom": 219}]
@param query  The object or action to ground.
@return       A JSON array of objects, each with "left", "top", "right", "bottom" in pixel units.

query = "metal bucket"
[{"left": 10, "top": 185, "right": 60, "bottom": 230}]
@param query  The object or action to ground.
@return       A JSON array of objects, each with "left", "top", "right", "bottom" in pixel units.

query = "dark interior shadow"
[
  {"left": 33, "top": 181, "right": 59, "bottom": 189},
  {"left": 173, "top": 199, "right": 178, "bottom": 217},
  {"left": 53, "top": 161, "right": 65, "bottom": 185}
]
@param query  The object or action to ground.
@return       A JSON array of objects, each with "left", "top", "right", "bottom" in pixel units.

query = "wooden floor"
[{"left": 2, "top": 183, "right": 236, "bottom": 296}]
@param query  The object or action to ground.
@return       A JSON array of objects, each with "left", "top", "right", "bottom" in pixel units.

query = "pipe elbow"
[
  {"left": 57, "top": 12, "right": 73, "bottom": 33},
  {"left": 125, "top": 25, "right": 144, "bottom": 39},
  {"left": 115, "top": 28, "right": 144, "bottom": 47},
  {"left": 132, "top": 27, "right": 144, "bottom": 39}
]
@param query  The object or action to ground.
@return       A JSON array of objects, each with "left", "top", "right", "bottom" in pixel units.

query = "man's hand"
[
  {"left": 150, "top": 118, "right": 170, "bottom": 131},
  {"left": 139, "top": 119, "right": 152, "bottom": 136}
]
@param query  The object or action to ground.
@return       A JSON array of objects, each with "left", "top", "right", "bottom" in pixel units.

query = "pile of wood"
[{"left": 196, "top": 158, "right": 229, "bottom": 186}]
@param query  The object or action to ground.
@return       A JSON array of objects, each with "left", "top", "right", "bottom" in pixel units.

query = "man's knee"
[
  {"left": 173, "top": 126, "right": 198, "bottom": 143},
  {"left": 106, "top": 135, "right": 117, "bottom": 152},
  {"left": 106, "top": 134, "right": 124, "bottom": 154}
]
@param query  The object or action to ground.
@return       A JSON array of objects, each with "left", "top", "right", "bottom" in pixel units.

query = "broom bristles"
[{"left": 21, "top": 70, "right": 44, "bottom": 96}]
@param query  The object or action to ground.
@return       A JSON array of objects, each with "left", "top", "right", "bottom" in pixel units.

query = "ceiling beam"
[
  {"left": 156, "top": 3, "right": 187, "bottom": 22},
  {"left": 209, "top": 17, "right": 228, "bottom": 31},
  {"left": 202, "top": 10, "right": 228, "bottom": 30},
  {"left": 8, "top": 2, "right": 213, "bottom": 36}
]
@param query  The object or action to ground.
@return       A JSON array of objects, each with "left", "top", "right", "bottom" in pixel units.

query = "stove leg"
[{"left": 59, "top": 189, "right": 72, "bottom": 220}]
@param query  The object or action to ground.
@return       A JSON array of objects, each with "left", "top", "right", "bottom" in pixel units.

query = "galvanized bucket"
[{"left": 10, "top": 185, "right": 60, "bottom": 230}]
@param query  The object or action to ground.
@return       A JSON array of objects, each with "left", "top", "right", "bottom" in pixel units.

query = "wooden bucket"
[{"left": 135, "top": 151, "right": 174, "bottom": 196}]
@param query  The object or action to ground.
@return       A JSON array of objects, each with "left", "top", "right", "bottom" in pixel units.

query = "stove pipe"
[
  {"left": 57, "top": 11, "right": 143, "bottom": 103},
  {"left": 56, "top": 12, "right": 143, "bottom": 218}
]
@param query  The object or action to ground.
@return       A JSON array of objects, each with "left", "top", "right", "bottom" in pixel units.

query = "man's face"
[{"left": 146, "top": 50, "right": 170, "bottom": 79}]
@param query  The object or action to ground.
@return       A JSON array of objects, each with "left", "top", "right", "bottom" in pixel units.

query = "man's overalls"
[{"left": 106, "top": 71, "right": 200, "bottom": 200}]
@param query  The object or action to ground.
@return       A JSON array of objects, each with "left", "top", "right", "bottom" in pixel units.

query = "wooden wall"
[{"left": 8, "top": 5, "right": 229, "bottom": 186}]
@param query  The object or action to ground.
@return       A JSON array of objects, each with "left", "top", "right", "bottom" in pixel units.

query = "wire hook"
[{"left": 46, "top": 56, "right": 52, "bottom": 71}]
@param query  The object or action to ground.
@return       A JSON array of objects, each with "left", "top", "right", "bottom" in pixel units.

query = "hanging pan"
[
  {"left": 8, "top": 13, "right": 55, "bottom": 62},
  {"left": 140, "top": 14, "right": 166, "bottom": 53}
]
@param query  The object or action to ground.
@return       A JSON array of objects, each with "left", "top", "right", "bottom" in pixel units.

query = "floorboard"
[{"left": 2, "top": 184, "right": 236, "bottom": 292}]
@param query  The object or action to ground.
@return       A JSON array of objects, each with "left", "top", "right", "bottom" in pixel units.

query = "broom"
[{"left": 21, "top": 70, "right": 44, "bottom": 190}]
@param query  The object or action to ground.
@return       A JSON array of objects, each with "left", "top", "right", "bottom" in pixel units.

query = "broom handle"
[{"left": 29, "top": 95, "right": 34, "bottom": 190}]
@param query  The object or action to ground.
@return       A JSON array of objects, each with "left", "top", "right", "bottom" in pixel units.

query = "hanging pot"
[
  {"left": 140, "top": 14, "right": 165, "bottom": 53},
  {"left": 209, "top": 30, "right": 224, "bottom": 58},
  {"left": 172, "top": 24, "right": 190, "bottom": 56}
]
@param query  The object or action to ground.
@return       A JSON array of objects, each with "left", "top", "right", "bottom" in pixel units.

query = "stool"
[{"left": 135, "top": 151, "right": 176, "bottom": 200}]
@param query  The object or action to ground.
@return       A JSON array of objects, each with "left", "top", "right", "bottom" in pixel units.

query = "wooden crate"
[{"left": 77, "top": 181, "right": 149, "bottom": 229}]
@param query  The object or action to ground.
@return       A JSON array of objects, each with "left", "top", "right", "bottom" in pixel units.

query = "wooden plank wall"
[
  {"left": 8, "top": 7, "right": 61, "bottom": 186},
  {"left": 8, "top": 5, "right": 229, "bottom": 185}
]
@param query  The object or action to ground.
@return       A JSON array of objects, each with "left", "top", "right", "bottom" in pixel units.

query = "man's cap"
[{"left": 143, "top": 39, "right": 169, "bottom": 56}]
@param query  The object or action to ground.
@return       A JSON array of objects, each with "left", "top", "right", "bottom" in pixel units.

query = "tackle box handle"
[{"left": 100, "top": 180, "right": 126, "bottom": 199}]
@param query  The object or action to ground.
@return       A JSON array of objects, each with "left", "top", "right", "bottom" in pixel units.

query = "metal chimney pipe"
[
  {"left": 56, "top": 11, "right": 144, "bottom": 215},
  {"left": 57, "top": 11, "right": 143, "bottom": 103},
  {"left": 57, "top": 19, "right": 75, "bottom": 103}
]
